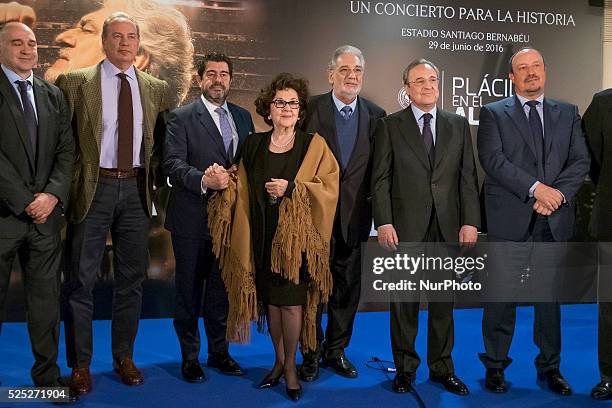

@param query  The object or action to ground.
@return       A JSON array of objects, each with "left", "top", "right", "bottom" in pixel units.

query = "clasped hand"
[
  {"left": 203, "top": 163, "right": 230, "bottom": 190},
  {"left": 264, "top": 178, "right": 288, "bottom": 198},
  {"left": 25, "top": 193, "right": 58, "bottom": 224},
  {"left": 533, "top": 183, "right": 564, "bottom": 216}
]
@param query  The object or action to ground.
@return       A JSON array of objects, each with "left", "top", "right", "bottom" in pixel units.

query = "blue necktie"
[
  {"left": 17, "top": 80, "right": 38, "bottom": 158},
  {"left": 215, "top": 107, "right": 233, "bottom": 158},
  {"left": 525, "top": 100, "right": 545, "bottom": 178},
  {"left": 340, "top": 105, "right": 353, "bottom": 120}
]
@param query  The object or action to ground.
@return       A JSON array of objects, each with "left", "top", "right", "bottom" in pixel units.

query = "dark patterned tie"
[
  {"left": 16, "top": 80, "right": 38, "bottom": 158},
  {"left": 117, "top": 73, "right": 133, "bottom": 171},
  {"left": 422, "top": 112, "right": 434, "bottom": 162},
  {"left": 340, "top": 105, "right": 353, "bottom": 120},
  {"left": 525, "top": 100, "right": 545, "bottom": 178}
]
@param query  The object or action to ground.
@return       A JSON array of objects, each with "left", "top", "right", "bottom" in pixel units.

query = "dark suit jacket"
[
  {"left": 371, "top": 106, "right": 480, "bottom": 242},
  {"left": 478, "top": 95, "right": 590, "bottom": 242},
  {"left": 163, "top": 98, "right": 254, "bottom": 239},
  {"left": 583, "top": 89, "right": 612, "bottom": 240},
  {"left": 0, "top": 68, "right": 73, "bottom": 238},
  {"left": 302, "top": 92, "right": 385, "bottom": 246}
]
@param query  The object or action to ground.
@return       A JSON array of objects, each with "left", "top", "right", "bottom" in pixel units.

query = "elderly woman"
[{"left": 208, "top": 73, "right": 339, "bottom": 401}]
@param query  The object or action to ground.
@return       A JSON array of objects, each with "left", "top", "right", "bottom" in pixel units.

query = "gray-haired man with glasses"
[{"left": 300, "top": 45, "right": 385, "bottom": 381}]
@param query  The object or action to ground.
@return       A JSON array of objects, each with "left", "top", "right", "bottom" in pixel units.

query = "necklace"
[{"left": 271, "top": 132, "right": 295, "bottom": 149}]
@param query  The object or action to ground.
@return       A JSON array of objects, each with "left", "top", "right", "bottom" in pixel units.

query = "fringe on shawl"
[
  {"left": 208, "top": 171, "right": 258, "bottom": 344},
  {"left": 270, "top": 183, "right": 333, "bottom": 352}
]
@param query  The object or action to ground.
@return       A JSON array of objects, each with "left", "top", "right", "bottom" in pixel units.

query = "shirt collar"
[
  {"left": 516, "top": 93, "right": 544, "bottom": 107},
  {"left": 200, "top": 94, "right": 230, "bottom": 115},
  {"left": 331, "top": 91, "right": 358, "bottom": 113},
  {"left": 410, "top": 103, "right": 437, "bottom": 122},
  {"left": 102, "top": 59, "right": 136, "bottom": 80},
  {"left": 1, "top": 64, "right": 34, "bottom": 86}
]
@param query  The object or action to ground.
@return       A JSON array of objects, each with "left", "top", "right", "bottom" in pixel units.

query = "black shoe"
[
  {"left": 299, "top": 349, "right": 320, "bottom": 382},
  {"left": 485, "top": 368, "right": 507, "bottom": 393},
  {"left": 258, "top": 370, "right": 282, "bottom": 389},
  {"left": 181, "top": 360, "right": 205, "bottom": 383},
  {"left": 591, "top": 381, "right": 612, "bottom": 400},
  {"left": 321, "top": 353, "right": 358, "bottom": 378},
  {"left": 286, "top": 384, "right": 303, "bottom": 401},
  {"left": 207, "top": 353, "right": 245, "bottom": 376},
  {"left": 392, "top": 372, "right": 415, "bottom": 393},
  {"left": 537, "top": 369, "right": 572, "bottom": 396},
  {"left": 430, "top": 373, "right": 469, "bottom": 396}
]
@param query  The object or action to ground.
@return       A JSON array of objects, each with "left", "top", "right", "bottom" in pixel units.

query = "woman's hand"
[{"left": 265, "top": 178, "right": 289, "bottom": 198}]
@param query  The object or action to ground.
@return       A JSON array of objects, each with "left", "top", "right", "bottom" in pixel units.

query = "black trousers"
[
  {"left": 480, "top": 215, "right": 562, "bottom": 373},
  {"left": 313, "top": 230, "right": 362, "bottom": 358},
  {"left": 0, "top": 224, "right": 62, "bottom": 386},
  {"left": 600, "top": 302, "right": 612, "bottom": 381},
  {"left": 390, "top": 215, "right": 455, "bottom": 376},
  {"left": 598, "top": 243, "right": 612, "bottom": 381},
  {"left": 63, "top": 176, "right": 149, "bottom": 368},
  {"left": 171, "top": 234, "right": 229, "bottom": 361}
]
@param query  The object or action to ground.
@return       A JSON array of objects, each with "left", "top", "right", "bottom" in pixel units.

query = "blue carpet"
[{"left": 1, "top": 304, "right": 609, "bottom": 407}]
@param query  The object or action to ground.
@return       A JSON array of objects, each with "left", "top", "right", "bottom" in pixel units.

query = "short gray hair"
[
  {"left": 328, "top": 45, "right": 365, "bottom": 70},
  {"left": 101, "top": 11, "right": 140, "bottom": 40},
  {"left": 402, "top": 58, "right": 440, "bottom": 85}
]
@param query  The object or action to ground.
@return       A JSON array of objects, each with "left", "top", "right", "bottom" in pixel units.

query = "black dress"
[{"left": 255, "top": 148, "right": 308, "bottom": 306}]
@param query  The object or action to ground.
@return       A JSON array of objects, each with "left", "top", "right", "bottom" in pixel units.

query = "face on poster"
[{"left": 0, "top": 0, "right": 602, "bottom": 120}]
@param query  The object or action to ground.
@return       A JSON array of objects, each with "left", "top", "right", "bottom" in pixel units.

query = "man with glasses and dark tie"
[
  {"left": 0, "top": 22, "right": 75, "bottom": 399},
  {"left": 477, "top": 47, "right": 589, "bottom": 396},
  {"left": 371, "top": 58, "right": 480, "bottom": 395},
  {"left": 163, "top": 52, "right": 253, "bottom": 383},
  {"left": 299, "top": 45, "right": 385, "bottom": 381},
  {"left": 56, "top": 12, "right": 170, "bottom": 396}
]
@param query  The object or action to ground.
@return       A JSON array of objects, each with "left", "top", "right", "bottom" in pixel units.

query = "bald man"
[{"left": 0, "top": 22, "right": 75, "bottom": 399}]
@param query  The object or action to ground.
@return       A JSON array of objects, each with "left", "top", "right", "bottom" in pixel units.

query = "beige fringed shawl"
[{"left": 208, "top": 133, "right": 339, "bottom": 351}]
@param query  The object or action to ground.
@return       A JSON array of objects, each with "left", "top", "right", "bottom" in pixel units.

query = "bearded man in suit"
[{"left": 299, "top": 45, "right": 385, "bottom": 381}]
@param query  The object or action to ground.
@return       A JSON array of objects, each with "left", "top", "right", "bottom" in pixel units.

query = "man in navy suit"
[
  {"left": 163, "top": 52, "right": 254, "bottom": 382},
  {"left": 477, "top": 47, "right": 590, "bottom": 395}
]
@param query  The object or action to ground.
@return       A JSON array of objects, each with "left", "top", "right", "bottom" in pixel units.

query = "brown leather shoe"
[
  {"left": 113, "top": 358, "right": 143, "bottom": 386},
  {"left": 69, "top": 368, "right": 92, "bottom": 395}
]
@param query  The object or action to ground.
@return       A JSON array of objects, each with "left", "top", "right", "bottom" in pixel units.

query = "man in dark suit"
[
  {"left": 299, "top": 45, "right": 385, "bottom": 381},
  {"left": 371, "top": 59, "right": 480, "bottom": 395},
  {"left": 0, "top": 22, "right": 74, "bottom": 397},
  {"left": 56, "top": 12, "right": 170, "bottom": 394},
  {"left": 163, "top": 53, "right": 253, "bottom": 382},
  {"left": 583, "top": 89, "right": 612, "bottom": 400},
  {"left": 477, "top": 47, "right": 590, "bottom": 395}
]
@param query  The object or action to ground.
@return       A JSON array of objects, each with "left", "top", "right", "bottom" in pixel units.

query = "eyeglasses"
[
  {"left": 408, "top": 77, "right": 439, "bottom": 87},
  {"left": 336, "top": 67, "right": 364, "bottom": 77},
  {"left": 271, "top": 99, "right": 300, "bottom": 109}
]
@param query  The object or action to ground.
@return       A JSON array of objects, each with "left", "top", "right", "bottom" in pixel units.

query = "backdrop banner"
[{"left": 0, "top": 0, "right": 602, "bottom": 320}]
